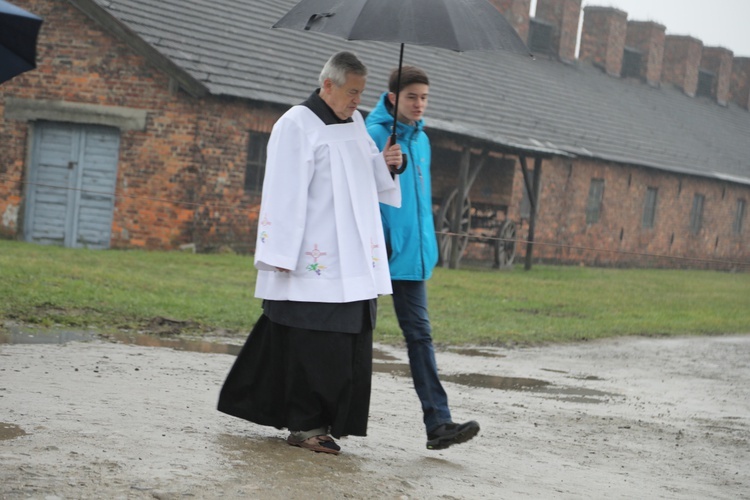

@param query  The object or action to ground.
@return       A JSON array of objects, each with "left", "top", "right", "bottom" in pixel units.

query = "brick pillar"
[
  {"left": 700, "top": 47, "right": 734, "bottom": 105},
  {"left": 487, "top": 0, "right": 531, "bottom": 43},
  {"left": 625, "top": 21, "right": 666, "bottom": 87},
  {"left": 662, "top": 35, "right": 703, "bottom": 97},
  {"left": 579, "top": 7, "right": 628, "bottom": 77},
  {"left": 534, "top": 0, "right": 582, "bottom": 62},
  {"left": 730, "top": 57, "right": 750, "bottom": 110}
]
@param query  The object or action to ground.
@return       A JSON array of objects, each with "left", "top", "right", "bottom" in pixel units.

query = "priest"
[{"left": 218, "top": 51, "right": 403, "bottom": 456}]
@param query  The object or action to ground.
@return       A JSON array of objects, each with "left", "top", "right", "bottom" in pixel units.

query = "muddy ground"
[{"left": 1, "top": 326, "right": 748, "bottom": 499}]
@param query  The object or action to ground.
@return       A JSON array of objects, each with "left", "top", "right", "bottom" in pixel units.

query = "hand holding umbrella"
[{"left": 383, "top": 136, "right": 403, "bottom": 173}]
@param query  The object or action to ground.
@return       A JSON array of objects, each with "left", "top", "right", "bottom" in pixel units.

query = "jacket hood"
[{"left": 368, "top": 92, "right": 424, "bottom": 137}]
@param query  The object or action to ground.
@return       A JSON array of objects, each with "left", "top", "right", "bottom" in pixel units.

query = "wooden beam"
[
  {"left": 518, "top": 155, "right": 536, "bottom": 212},
  {"left": 449, "top": 147, "right": 472, "bottom": 269},
  {"left": 524, "top": 157, "right": 543, "bottom": 271}
]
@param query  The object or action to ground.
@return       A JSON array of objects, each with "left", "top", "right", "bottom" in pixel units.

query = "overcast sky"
[{"left": 529, "top": 0, "right": 750, "bottom": 58}]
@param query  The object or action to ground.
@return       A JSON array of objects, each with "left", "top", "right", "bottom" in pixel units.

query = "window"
[
  {"left": 689, "top": 193, "right": 705, "bottom": 234},
  {"left": 244, "top": 131, "right": 270, "bottom": 192},
  {"left": 733, "top": 199, "right": 746, "bottom": 235},
  {"left": 585, "top": 178, "right": 605, "bottom": 224},
  {"left": 528, "top": 19, "right": 554, "bottom": 57},
  {"left": 696, "top": 69, "right": 715, "bottom": 99},
  {"left": 621, "top": 48, "right": 643, "bottom": 79},
  {"left": 642, "top": 187, "right": 658, "bottom": 228}
]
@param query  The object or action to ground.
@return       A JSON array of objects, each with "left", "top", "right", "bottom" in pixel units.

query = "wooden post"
[
  {"left": 524, "top": 157, "right": 543, "bottom": 270},
  {"left": 449, "top": 147, "right": 471, "bottom": 269}
]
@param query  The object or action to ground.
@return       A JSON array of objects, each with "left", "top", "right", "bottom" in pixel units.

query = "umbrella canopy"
[
  {"left": 273, "top": 0, "right": 530, "bottom": 172},
  {"left": 0, "top": 0, "right": 43, "bottom": 84},
  {"left": 273, "top": 0, "right": 530, "bottom": 53}
]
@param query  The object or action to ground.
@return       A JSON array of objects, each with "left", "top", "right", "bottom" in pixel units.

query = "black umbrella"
[
  {"left": 0, "top": 0, "right": 43, "bottom": 84},
  {"left": 273, "top": 0, "right": 530, "bottom": 172}
]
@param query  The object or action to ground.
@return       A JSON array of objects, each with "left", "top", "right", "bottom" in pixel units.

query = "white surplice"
[{"left": 254, "top": 106, "right": 401, "bottom": 303}]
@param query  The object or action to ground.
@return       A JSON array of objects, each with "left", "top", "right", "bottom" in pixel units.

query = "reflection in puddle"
[
  {"left": 0, "top": 422, "right": 27, "bottom": 441},
  {"left": 2, "top": 329, "right": 616, "bottom": 403}
]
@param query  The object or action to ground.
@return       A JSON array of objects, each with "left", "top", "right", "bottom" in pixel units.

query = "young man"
[
  {"left": 366, "top": 66, "right": 480, "bottom": 450},
  {"left": 218, "top": 51, "right": 403, "bottom": 455}
]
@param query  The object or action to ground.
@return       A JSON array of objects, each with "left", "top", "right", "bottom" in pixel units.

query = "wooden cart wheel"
[
  {"left": 436, "top": 189, "right": 471, "bottom": 266},
  {"left": 493, "top": 220, "right": 517, "bottom": 268}
]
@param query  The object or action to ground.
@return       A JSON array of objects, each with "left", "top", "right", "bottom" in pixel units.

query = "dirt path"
[{"left": 1, "top": 329, "right": 749, "bottom": 499}]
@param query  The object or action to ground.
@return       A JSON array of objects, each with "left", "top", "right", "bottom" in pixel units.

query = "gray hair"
[{"left": 319, "top": 51, "right": 367, "bottom": 87}]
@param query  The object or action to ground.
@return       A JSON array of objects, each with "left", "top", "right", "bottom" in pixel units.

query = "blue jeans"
[{"left": 391, "top": 280, "right": 452, "bottom": 433}]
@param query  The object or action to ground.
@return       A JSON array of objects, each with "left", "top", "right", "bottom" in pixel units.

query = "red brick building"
[{"left": 1, "top": 0, "right": 748, "bottom": 270}]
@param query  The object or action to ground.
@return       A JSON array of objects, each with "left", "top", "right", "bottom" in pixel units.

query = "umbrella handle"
[
  {"left": 394, "top": 154, "right": 407, "bottom": 175},
  {"left": 390, "top": 132, "right": 407, "bottom": 175}
]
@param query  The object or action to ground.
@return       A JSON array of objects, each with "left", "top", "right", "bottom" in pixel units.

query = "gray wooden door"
[{"left": 24, "top": 122, "right": 120, "bottom": 249}]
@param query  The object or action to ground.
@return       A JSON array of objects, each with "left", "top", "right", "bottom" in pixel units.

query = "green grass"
[{"left": 1, "top": 239, "right": 748, "bottom": 345}]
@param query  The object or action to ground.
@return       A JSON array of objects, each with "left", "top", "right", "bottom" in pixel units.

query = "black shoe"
[{"left": 426, "top": 420, "right": 480, "bottom": 450}]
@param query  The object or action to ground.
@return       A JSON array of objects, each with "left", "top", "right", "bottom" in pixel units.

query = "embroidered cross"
[
  {"left": 305, "top": 244, "right": 328, "bottom": 275},
  {"left": 305, "top": 244, "right": 327, "bottom": 263}
]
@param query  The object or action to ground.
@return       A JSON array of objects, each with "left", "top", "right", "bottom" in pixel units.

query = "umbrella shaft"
[{"left": 391, "top": 43, "right": 405, "bottom": 138}]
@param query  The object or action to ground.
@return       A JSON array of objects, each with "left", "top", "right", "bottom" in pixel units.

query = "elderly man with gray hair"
[{"left": 218, "top": 51, "right": 403, "bottom": 455}]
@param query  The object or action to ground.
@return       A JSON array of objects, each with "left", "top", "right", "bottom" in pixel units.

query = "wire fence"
[{"left": 2, "top": 173, "right": 748, "bottom": 272}]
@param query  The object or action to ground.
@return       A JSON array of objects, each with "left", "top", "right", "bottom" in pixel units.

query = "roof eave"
[{"left": 567, "top": 149, "right": 750, "bottom": 186}]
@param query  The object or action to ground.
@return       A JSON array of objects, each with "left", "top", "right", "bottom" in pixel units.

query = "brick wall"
[
  {"left": 662, "top": 35, "right": 703, "bottom": 97},
  {"left": 701, "top": 47, "right": 734, "bottom": 105},
  {"left": 487, "top": 0, "right": 532, "bottom": 43},
  {"left": 730, "top": 57, "right": 750, "bottom": 110},
  {"left": 512, "top": 157, "right": 748, "bottom": 268},
  {"left": 0, "top": 0, "right": 282, "bottom": 251},
  {"left": 625, "top": 21, "right": 666, "bottom": 86},
  {"left": 580, "top": 7, "right": 628, "bottom": 77},
  {"left": 534, "top": 0, "right": 582, "bottom": 62}
]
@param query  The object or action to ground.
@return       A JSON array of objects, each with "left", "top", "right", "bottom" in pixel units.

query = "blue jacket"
[{"left": 366, "top": 92, "right": 439, "bottom": 281}]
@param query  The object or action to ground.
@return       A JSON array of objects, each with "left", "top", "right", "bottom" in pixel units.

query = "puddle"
[
  {"left": 0, "top": 329, "right": 96, "bottom": 345},
  {"left": 1, "top": 329, "right": 399, "bottom": 362},
  {"left": 442, "top": 373, "right": 550, "bottom": 390},
  {"left": 373, "top": 362, "right": 412, "bottom": 377},
  {"left": 1, "top": 329, "right": 616, "bottom": 403},
  {"left": 373, "top": 349, "right": 400, "bottom": 361},
  {"left": 0, "top": 422, "right": 27, "bottom": 441},
  {"left": 101, "top": 332, "right": 242, "bottom": 356},
  {"left": 375, "top": 363, "right": 551, "bottom": 391},
  {"left": 540, "top": 368, "right": 605, "bottom": 381},
  {"left": 533, "top": 386, "right": 618, "bottom": 403},
  {"left": 446, "top": 348, "right": 506, "bottom": 358}
]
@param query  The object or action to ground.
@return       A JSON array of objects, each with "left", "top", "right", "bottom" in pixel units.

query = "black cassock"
[{"left": 217, "top": 304, "right": 373, "bottom": 438}]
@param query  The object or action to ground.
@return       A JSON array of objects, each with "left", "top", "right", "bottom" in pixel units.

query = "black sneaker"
[{"left": 426, "top": 420, "right": 480, "bottom": 450}]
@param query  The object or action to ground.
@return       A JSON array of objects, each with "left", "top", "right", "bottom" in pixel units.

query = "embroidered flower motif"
[
  {"left": 305, "top": 244, "right": 327, "bottom": 276},
  {"left": 306, "top": 262, "right": 327, "bottom": 276},
  {"left": 371, "top": 238, "right": 380, "bottom": 269},
  {"left": 259, "top": 213, "right": 272, "bottom": 243}
]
